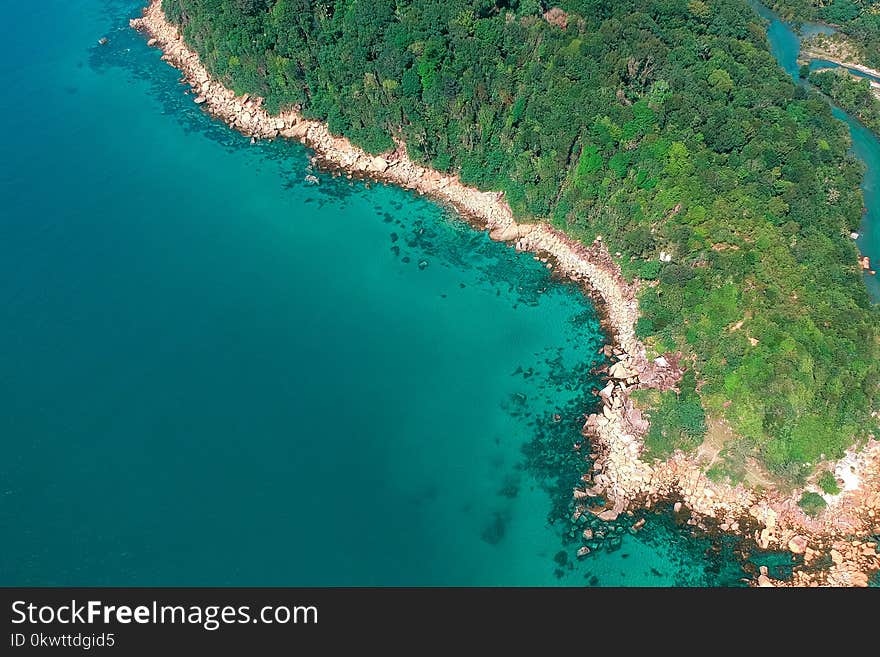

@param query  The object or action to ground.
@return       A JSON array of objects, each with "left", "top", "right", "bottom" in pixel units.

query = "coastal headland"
[{"left": 132, "top": 0, "right": 880, "bottom": 586}]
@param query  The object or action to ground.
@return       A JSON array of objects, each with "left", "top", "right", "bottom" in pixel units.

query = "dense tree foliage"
[
  {"left": 798, "top": 490, "right": 828, "bottom": 514},
  {"left": 817, "top": 468, "right": 841, "bottom": 493},
  {"left": 769, "top": 0, "right": 880, "bottom": 68},
  {"left": 161, "top": 0, "right": 880, "bottom": 481},
  {"left": 634, "top": 370, "right": 708, "bottom": 458},
  {"left": 809, "top": 67, "right": 880, "bottom": 134}
]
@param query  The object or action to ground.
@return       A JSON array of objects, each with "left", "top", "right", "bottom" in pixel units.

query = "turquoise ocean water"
[{"left": 0, "top": 0, "right": 871, "bottom": 587}]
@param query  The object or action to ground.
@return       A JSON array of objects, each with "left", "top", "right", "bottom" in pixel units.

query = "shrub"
[
  {"left": 623, "top": 226, "right": 655, "bottom": 255},
  {"left": 639, "top": 259, "right": 661, "bottom": 280},
  {"left": 798, "top": 491, "right": 827, "bottom": 516},
  {"left": 818, "top": 470, "right": 841, "bottom": 495},
  {"left": 635, "top": 316, "right": 655, "bottom": 338},
  {"left": 659, "top": 263, "right": 695, "bottom": 286}
]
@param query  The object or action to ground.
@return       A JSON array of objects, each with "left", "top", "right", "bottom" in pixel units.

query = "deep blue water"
[{"left": 0, "top": 1, "right": 752, "bottom": 586}]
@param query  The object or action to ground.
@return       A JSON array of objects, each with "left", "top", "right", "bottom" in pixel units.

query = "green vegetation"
[
  {"left": 162, "top": 0, "right": 880, "bottom": 481},
  {"left": 818, "top": 469, "right": 842, "bottom": 494},
  {"left": 769, "top": 0, "right": 880, "bottom": 69},
  {"left": 634, "top": 370, "right": 707, "bottom": 458},
  {"left": 809, "top": 68, "right": 880, "bottom": 135},
  {"left": 798, "top": 490, "right": 828, "bottom": 515},
  {"left": 705, "top": 437, "right": 754, "bottom": 485}
]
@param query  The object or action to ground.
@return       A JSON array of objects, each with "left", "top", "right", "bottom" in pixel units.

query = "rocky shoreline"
[
  {"left": 132, "top": 0, "right": 880, "bottom": 586},
  {"left": 799, "top": 39, "right": 880, "bottom": 101}
]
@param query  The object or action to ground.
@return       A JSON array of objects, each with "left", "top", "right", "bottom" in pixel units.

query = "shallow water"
[
  {"left": 809, "top": 59, "right": 880, "bottom": 84},
  {"left": 0, "top": 0, "right": 754, "bottom": 586}
]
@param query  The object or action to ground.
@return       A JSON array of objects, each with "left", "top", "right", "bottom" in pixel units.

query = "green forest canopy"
[
  {"left": 161, "top": 0, "right": 880, "bottom": 483},
  {"left": 809, "top": 67, "right": 880, "bottom": 135}
]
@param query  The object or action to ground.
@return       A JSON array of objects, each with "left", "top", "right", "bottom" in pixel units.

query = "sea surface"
[{"left": 1, "top": 0, "right": 872, "bottom": 587}]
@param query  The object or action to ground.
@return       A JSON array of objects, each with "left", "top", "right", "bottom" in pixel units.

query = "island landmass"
[{"left": 132, "top": 0, "right": 880, "bottom": 586}]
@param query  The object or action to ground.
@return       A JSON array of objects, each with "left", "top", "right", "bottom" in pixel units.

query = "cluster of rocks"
[
  {"left": 516, "top": 229, "right": 642, "bottom": 354},
  {"left": 638, "top": 352, "right": 685, "bottom": 390},
  {"left": 579, "top": 338, "right": 880, "bottom": 586},
  {"left": 567, "top": 503, "right": 643, "bottom": 557},
  {"left": 576, "top": 352, "right": 666, "bottom": 524},
  {"left": 764, "top": 538, "right": 879, "bottom": 587},
  {"left": 133, "top": 0, "right": 880, "bottom": 586},
  {"left": 133, "top": 6, "right": 291, "bottom": 140}
]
